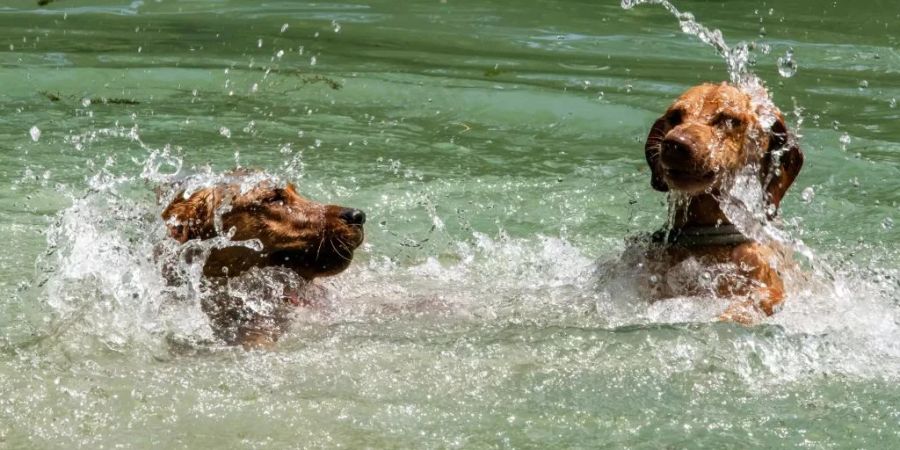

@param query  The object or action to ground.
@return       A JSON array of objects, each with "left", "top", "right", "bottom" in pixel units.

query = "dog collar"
[{"left": 651, "top": 224, "right": 751, "bottom": 247}]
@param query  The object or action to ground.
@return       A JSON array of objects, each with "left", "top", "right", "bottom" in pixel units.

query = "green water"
[{"left": 1, "top": 0, "right": 899, "bottom": 448}]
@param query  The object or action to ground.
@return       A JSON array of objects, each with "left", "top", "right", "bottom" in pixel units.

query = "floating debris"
[
  {"left": 40, "top": 91, "right": 61, "bottom": 102},
  {"left": 484, "top": 65, "right": 504, "bottom": 77},
  {"left": 40, "top": 91, "right": 140, "bottom": 105},
  {"left": 299, "top": 74, "right": 342, "bottom": 90},
  {"left": 93, "top": 97, "right": 140, "bottom": 105}
]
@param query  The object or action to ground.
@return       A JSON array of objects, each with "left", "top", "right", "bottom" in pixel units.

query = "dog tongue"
[{"left": 283, "top": 290, "right": 311, "bottom": 307}]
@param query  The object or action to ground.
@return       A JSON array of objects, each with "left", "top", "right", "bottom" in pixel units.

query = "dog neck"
[
  {"left": 659, "top": 192, "right": 752, "bottom": 247},
  {"left": 668, "top": 193, "right": 729, "bottom": 228}
]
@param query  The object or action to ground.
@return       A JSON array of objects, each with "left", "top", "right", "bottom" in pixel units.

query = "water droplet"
[
  {"left": 620, "top": 0, "right": 646, "bottom": 9},
  {"left": 243, "top": 120, "right": 256, "bottom": 134},
  {"left": 858, "top": 80, "right": 869, "bottom": 90},
  {"left": 777, "top": 49, "right": 797, "bottom": 78},
  {"left": 332, "top": 20, "right": 341, "bottom": 33},
  {"left": 257, "top": 39, "right": 263, "bottom": 48},
  {"left": 29, "top": 126, "right": 41, "bottom": 142},
  {"left": 81, "top": 98, "right": 92, "bottom": 107},
  {"left": 310, "top": 56, "right": 317, "bottom": 66},
  {"left": 890, "top": 98, "right": 897, "bottom": 109},
  {"left": 624, "top": 83, "right": 633, "bottom": 93},
  {"left": 250, "top": 83, "right": 258, "bottom": 93},
  {"left": 839, "top": 132, "right": 851, "bottom": 150},
  {"left": 883, "top": 217, "right": 894, "bottom": 230},
  {"left": 219, "top": 127, "right": 231, "bottom": 138},
  {"left": 276, "top": 50, "right": 284, "bottom": 59},
  {"left": 801, "top": 186, "right": 815, "bottom": 203},
  {"left": 280, "top": 23, "right": 289, "bottom": 33}
]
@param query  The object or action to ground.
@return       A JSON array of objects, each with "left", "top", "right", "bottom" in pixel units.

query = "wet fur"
[
  {"left": 634, "top": 82, "right": 803, "bottom": 323},
  {"left": 161, "top": 179, "right": 364, "bottom": 348}
]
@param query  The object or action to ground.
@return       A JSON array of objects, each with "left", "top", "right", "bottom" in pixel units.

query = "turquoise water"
[{"left": 1, "top": 0, "right": 899, "bottom": 447}]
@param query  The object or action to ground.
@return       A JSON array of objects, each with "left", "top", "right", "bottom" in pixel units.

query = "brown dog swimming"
[
  {"left": 626, "top": 82, "right": 803, "bottom": 323},
  {"left": 161, "top": 177, "right": 365, "bottom": 348}
]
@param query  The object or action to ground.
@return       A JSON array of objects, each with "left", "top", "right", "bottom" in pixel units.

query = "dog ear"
[
  {"left": 763, "top": 114, "right": 804, "bottom": 216},
  {"left": 644, "top": 117, "right": 670, "bottom": 192},
  {"left": 161, "top": 188, "right": 220, "bottom": 243}
]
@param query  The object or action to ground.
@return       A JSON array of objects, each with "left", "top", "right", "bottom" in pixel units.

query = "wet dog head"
[
  {"left": 644, "top": 82, "right": 803, "bottom": 214},
  {"left": 162, "top": 181, "right": 365, "bottom": 280}
]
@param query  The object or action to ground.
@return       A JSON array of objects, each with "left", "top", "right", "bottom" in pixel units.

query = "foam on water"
[
  {"left": 12, "top": 137, "right": 895, "bottom": 384},
  {"left": 2, "top": 1, "right": 899, "bottom": 446},
  {"left": 0, "top": 0, "right": 889, "bottom": 381},
  {"left": 0, "top": 121, "right": 897, "bottom": 447}
]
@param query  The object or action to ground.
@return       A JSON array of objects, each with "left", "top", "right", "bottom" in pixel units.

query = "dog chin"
[
  {"left": 341, "top": 227, "right": 365, "bottom": 249},
  {"left": 663, "top": 169, "right": 716, "bottom": 194}
]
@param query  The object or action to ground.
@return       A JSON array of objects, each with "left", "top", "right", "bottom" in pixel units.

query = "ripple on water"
[{"left": 0, "top": 0, "right": 898, "bottom": 446}]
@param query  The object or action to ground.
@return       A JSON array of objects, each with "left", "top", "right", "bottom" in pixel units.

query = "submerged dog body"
[
  {"left": 161, "top": 178, "right": 365, "bottom": 347},
  {"left": 628, "top": 82, "right": 803, "bottom": 322}
]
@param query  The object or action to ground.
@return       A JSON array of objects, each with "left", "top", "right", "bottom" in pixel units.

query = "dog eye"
[
  {"left": 713, "top": 114, "right": 742, "bottom": 129},
  {"left": 667, "top": 109, "right": 684, "bottom": 126},
  {"left": 263, "top": 189, "right": 286, "bottom": 204}
]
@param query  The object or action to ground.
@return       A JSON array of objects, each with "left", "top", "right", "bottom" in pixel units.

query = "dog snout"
[
  {"left": 660, "top": 132, "right": 699, "bottom": 169},
  {"left": 339, "top": 208, "right": 366, "bottom": 225}
]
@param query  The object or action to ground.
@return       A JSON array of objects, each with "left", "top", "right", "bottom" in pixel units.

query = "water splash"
[
  {"left": 620, "top": 0, "right": 838, "bottom": 303},
  {"left": 621, "top": 0, "right": 779, "bottom": 129},
  {"left": 622, "top": 0, "right": 753, "bottom": 85}
]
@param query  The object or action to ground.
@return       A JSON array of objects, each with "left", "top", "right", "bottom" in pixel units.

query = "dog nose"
[
  {"left": 339, "top": 208, "right": 366, "bottom": 225},
  {"left": 661, "top": 134, "right": 696, "bottom": 167}
]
